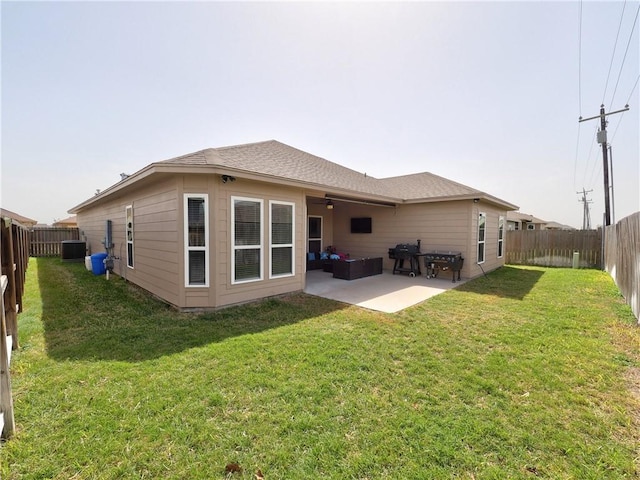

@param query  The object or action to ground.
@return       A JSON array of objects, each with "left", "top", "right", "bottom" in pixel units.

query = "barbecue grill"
[
  {"left": 423, "top": 251, "right": 464, "bottom": 283},
  {"left": 388, "top": 241, "right": 422, "bottom": 277}
]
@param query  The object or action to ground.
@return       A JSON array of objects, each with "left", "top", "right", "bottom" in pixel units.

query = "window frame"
[
  {"left": 269, "top": 200, "right": 295, "bottom": 279},
  {"left": 497, "top": 215, "right": 505, "bottom": 258},
  {"left": 477, "top": 211, "right": 486, "bottom": 264},
  {"left": 231, "top": 196, "right": 264, "bottom": 285},
  {"left": 184, "top": 193, "right": 209, "bottom": 288},
  {"left": 308, "top": 215, "right": 323, "bottom": 255},
  {"left": 125, "top": 205, "right": 134, "bottom": 269}
]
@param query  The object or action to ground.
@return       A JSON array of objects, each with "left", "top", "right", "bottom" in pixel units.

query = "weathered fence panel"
[
  {"left": 30, "top": 227, "right": 79, "bottom": 257},
  {"left": 0, "top": 217, "right": 30, "bottom": 439},
  {"left": 604, "top": 212, "right": 639, "bottom": 322},
  {"left": 505, "top": 229, "right": 602, "bottom": 268}
]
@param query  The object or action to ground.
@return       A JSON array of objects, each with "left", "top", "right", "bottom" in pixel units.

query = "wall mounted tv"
[{"left": 351, "top": 217, "right": 372, "bottom": 234}]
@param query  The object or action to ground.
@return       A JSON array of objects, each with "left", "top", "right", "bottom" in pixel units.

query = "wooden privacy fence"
[
  {"left": 604, "top": 212, "right": 639, "bottom": 322},
  {"left": 505, "top": 229, "right": 602, "bottom": 268},
  {"left": 30, "top": 227, "right": 79, "bottom": 257},
  {"left": 1, "top": 217, "right": 30, "bottom": 439}
]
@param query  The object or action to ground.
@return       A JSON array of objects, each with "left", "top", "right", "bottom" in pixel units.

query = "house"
[
  {"left": 69, "top": 140, "right": 518, "bottom": 310},
  {"left": 0, "top": 209, "right": 37, "bottom": 228},
  {"left": 507, "top": 211, "right": 576, "bottom": 231},
  {"left": 52, "top": 216, "right": 78, "bottom": 228},
  {"left": 507, "top": 211, "right": 547, "bottom": 231}
]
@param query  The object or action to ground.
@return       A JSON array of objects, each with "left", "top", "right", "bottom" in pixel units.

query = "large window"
[
  {"left": 308, "top": 216, "right": 322, "bottom": 254},
  {"left": 270, "top": 201, "right": 294, "bottom": 278},
  {"left": 184, "top": 194, "right": 209, "bottom": 287},
  {"left": 497, "top": 215, "right": 505, "bottom": 258},
  {"left": 125, "top": 205, "right": 134, "bottom": 269},
  {"left": 232, "top": 197, "right": 263, "bottom": 283},
  {"left": 477, "top": 212, "right": 486, "bottom": 264}
]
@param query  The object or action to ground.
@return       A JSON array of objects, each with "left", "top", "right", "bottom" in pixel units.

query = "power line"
[
  {"left": 577, "top": 188, "right": 593, "bottom": 230},
  {"left": 578, "top": 0, "right": 583, "bottom": 117},
  {"left": 573, "top": 122, "right": 582, "bottom": 191},
  {"left": 625, "top": 73, "right": 640, "bottom": 105},
  {"left": 609, "top": 1, "right": 640, "bottom": 109},
  {"left": 602, "top": 0, "right": 626, "bottom": 105},
  {"left": 579, "top": 105, "right": 630, "bottom": 226},
  {"left": 609, "top": 74, "right": 639, "bottom": 144},
  {"left": 583, "top": 123, "right": 600, "bottom": 188}
]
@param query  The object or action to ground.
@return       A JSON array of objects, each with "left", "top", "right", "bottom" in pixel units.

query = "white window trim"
[
  {"left": 497, "top": 215, "right": 505, "bottom": 259},
  {"left": 231, "top": 196, "right": 264, "bottom": 285},
  {"left": 477, "top": 211, "right": 486, "bottom": 264},
  {"left": 269, "top": 200, "right": 295, "bottom": 279},
  {"left": 125, "top": 204, "right": 134, "bottom": 269},
  {"left": 184, "top": 194, "right": 209, "bottom": 288}
]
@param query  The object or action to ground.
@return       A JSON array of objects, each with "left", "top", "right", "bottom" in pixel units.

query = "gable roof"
[
  {"left": 70, "top": 140, "right": 517, "bottom": 212},
  {"left": 507, "top": 211, "right": 546, "bottom": 224},
  {"left": 0, "top": 208, "right": 37, "bottom": 226}
]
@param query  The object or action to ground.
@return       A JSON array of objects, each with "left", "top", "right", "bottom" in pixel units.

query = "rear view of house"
[{"left": 69, "top": 140, "right": 517, "bottom": 310}]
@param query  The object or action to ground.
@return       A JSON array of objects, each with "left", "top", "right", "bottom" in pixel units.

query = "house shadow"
[
  {"left": 37, "top": 258, "right": 343, "bottom": 363},
  {"left": 454, "top": 265, "right": 545, "bottom": 300}
]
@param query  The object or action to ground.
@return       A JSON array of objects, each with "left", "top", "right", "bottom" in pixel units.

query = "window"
[
  {"left": 308, "top": 216, "right": 322, "bottom": 254},
  {"left": 125, "top": 205, "right": 134, "bottom": 268},
  {"left": 232, "top": 197, "right": 263, "bottom": 283},
  {"left": 498, "top": 215, "right": 504, "bottom": 258},
  {"left": 477, "top": 212, "right": 486, "bottom": 264},
  {"left": 270, "top": 201, "right": 294, "bottom": 278},
  {"left": 527, "top": 223, "right": 535, "bottom": 230},
  {"left": 184, "top": 194, "right": 209, "bottom": 287}
]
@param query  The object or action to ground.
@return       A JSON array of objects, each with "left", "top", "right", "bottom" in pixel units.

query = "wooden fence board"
[
  {"left": 30, "top": 227, "right": 79, "bottom": 257},
  {"left": 505, "top": 229, "right": 602, "bottom": 268},
  {"left": 605, "top": 212, "right": 639, "bottom": 322}
]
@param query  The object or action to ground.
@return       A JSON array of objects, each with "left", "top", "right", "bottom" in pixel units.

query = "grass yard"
[{"left": 1, "top": 258, "right": 639, "bottom": 479}]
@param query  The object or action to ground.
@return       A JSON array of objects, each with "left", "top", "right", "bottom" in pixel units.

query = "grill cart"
[
  {"left": 423, "top": 251, "right": 464, "bottom": 283},
  {"left": 388, "top": 241, "right": 422, "bottom": 277}
]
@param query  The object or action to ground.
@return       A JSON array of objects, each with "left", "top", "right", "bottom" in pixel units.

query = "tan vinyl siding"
[
  {"left": 211, "top": 178, "right": 305, "bottom": 309},
  {"left": 332, "top": 200, "right": 506, "bottom": 279},
  {"left": 77, "top": 178, "right": 180, "bottom": 307}
]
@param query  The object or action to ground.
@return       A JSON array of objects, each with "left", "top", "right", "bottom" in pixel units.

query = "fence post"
[
  {"left": 0, "top": 272, "right": 15, "bottom": 439},
  {"left": 1, "top": 219, "right": 19, "bottom": 349}
]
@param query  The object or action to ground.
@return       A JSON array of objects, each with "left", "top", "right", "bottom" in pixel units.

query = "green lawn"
[{"left": 1, "top": 258, "right": 638, "bottom": 479}]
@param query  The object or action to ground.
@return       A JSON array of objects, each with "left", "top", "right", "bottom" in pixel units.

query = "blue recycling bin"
[{"left": 91, "top": 252, "right": 108, "bottom": 275}]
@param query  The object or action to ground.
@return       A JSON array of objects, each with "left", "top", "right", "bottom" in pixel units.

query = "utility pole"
[
  {"left": 579, "top": 104, "right": 629, "bottom": 226},
  {"left": 577, "top": 188, "right": 593, "bottom": 230}
]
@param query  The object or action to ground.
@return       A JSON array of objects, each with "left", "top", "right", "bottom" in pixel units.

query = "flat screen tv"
[{"left": 351, "top": 217, "right": 372, "bottom": 234}]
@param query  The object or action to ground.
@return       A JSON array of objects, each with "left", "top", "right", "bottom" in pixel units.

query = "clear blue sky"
[{"left": 2, "top": 1, "right": 638, "bottom": 228}]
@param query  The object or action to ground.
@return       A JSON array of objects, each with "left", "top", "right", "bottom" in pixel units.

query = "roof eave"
[{"left": 403, "top": 193, "right": 518, "bottom": 210}]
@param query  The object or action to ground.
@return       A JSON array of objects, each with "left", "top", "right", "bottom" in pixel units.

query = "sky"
[{"left": 1, "top": 1, "right": 638, "bottom": 229}]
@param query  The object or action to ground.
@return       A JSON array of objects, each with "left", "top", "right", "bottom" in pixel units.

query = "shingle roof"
[
  {"left": 71, "top": 140, "right": 517, "bottom": 213},
  {"left": 0, "top": 208, "right": 37, "bottom": 225},
  {"left": 159, "top": 140, "right": 497, "bottom": 203},
  {"left": 160, "top": 140, "right": 386, "bottom": 197}
]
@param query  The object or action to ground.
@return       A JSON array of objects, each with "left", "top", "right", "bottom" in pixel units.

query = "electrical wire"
[
  {"left": 584, "top": 124, "right": 601, "bottom": 190},
  {"left": 574, "top": 0, "right": 583, "bottom": 192},
  {"left": 578, "top": 0, "right": 583, "bottom": 117},
  {"left": 609, "top": 74, "right": 639, "bottom": 144},
  {"left": 602, "top": 1, "right": 627, "bottom": 106},
  {"left": 573, "top": 122, "right": 582, "bottom": 192},
  {"left": 625, "top": 73, "right": 640, "bottom": 105},
  {"left": 609, "top": 1, "right": 640, "bottom": 109}
]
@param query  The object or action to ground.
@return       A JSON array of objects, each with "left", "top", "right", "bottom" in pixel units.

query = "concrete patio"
[{"left": 304, "top": 269, "right": 468, "bottom": 313}]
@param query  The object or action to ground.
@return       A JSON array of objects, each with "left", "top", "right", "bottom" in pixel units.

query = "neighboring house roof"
[
  {"left": 70, "top": 140, "right": 518, "bottom": 213},
  {"left": 507, "top": 211, "right": 546, "bottom": 224},
  {"left": 0, "top": 208, "right": 37, "bottom": 226},
  {"left": 53, "top": 216, "right": 78, "bottom": 227},
  {"left": 544, "top": 221, "right": 576, "bottom": 230}
]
